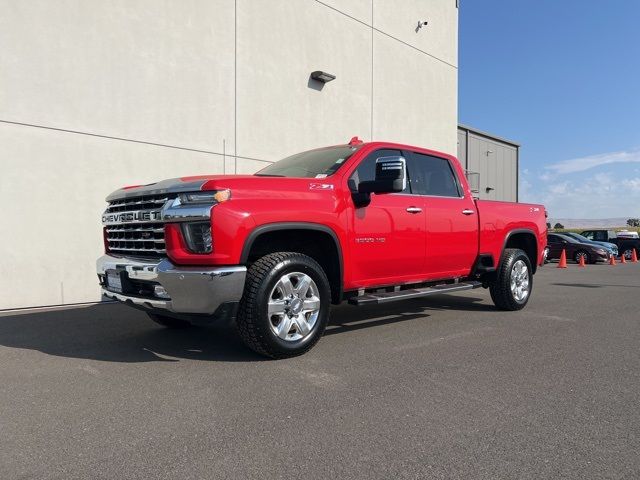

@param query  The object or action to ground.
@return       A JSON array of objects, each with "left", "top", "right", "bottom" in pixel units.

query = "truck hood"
[{"left": 106, "top": 175, "right": 337, "bottom": 202}]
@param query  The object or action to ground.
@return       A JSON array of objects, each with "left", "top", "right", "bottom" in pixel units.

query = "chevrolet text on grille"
[{"left": 102, "top": 210, "right": 163, "bottom": 225}]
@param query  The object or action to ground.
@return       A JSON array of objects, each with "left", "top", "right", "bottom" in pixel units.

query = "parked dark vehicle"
[
  {"left": 547, "top": 233, "right": 610, "bottom": 264},
  {"left": 580, "top": 229, "right": 640, "bottom": 260},
  {"left": 562, "top": 232, "right": 618, "bottom": 257}
]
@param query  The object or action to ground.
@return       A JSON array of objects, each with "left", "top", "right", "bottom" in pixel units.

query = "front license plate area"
[{"left": 106, "top": 269, "right": 130, "bottom": 294}]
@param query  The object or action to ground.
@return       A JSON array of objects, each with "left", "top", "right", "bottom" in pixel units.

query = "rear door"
[{"left": 406, "top": 151, "right": 478, "bottom": 278}]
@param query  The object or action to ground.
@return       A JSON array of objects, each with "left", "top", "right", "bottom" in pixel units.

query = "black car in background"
[
  {"left": 547, "top": 233, "right": 611, "bottom": 264},
  {"left": 580, "top": 229, "right": 640, "bottom": 259}
]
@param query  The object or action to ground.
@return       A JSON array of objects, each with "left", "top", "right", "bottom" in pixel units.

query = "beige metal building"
[
  {"left": 1, "top": 1, "right": 460, "bottom": 310},
  {"left": 457, "top": 124, "right": 519, "bottom": 202}
]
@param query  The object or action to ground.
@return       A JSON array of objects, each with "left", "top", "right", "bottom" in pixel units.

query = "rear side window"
[
  {"left": 407, "top": 152, "right": 461, "bottom": 197},
  {"left": 594, "top": 231, "right": 608, "bottom": 241},
  {"left": 547, "top": 235, "right": 560, "bottom": 244}
]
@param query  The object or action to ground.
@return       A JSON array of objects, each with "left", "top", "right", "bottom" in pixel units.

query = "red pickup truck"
[{"left": 97, "top": 138, "right": 547, "bottom": 358}]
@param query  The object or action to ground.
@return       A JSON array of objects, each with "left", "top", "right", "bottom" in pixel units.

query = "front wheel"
[
  {"left": 622, "top": 248, "right": 634, "bottom": 260},
  {"left": 574, "top": 250, "right": 591, "bottom": 264},
  {"left": 236, "top": 252, "right": 331, "bottom": 359},
  {"left": 489, "top": 248, "right": 533, "bottom": 311}
]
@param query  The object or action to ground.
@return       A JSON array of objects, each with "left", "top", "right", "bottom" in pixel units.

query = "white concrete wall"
[{"left": 0, "top": 0, "right": 458, "bottom": 310}]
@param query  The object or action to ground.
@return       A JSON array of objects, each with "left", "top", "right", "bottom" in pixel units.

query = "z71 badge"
[{"left": 309, "top": 183, "right": 334, "bottom": 190}]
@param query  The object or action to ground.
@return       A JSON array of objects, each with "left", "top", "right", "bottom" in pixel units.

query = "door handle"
[
  {"left": 406, "top": 207, "right": 423, "bottom": 214},
  {"left": 462, "top": 209, "right": 475, "bottom": 215}
]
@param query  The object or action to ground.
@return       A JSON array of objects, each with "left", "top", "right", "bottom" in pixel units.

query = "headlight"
[
  {"left": 181, "top": 222, "right": 213, "bottom": 254},
  {"left": 179, "top": 189, "right": 231, "bottom": 205}
]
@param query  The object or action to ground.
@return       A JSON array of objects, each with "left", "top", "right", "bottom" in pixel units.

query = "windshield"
[
  {"left": 568, "top": 233, "right": 589, "bottom": 242},
  {"left": 256, "top": 146, "right": 360, "bottom": 178},
  {"left": 558, "top": 234, "right": 577, "bottom": 243}
]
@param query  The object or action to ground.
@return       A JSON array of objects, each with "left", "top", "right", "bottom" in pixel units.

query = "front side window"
[
  {"left": 256, "top": 145, "right": 360, "bottom": 178},
  {"left": 407, "top": 152, "right": 461, "bottom": 197},
  {"left": 348, "top": 149, "right": 410, "bottom": 193}
]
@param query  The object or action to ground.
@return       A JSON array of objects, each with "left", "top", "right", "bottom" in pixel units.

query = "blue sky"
[{"left": 458, "top": 1, "right": 640, "bottom": 219}]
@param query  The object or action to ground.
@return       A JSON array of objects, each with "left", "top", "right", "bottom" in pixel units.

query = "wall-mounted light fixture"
[{"left": 311, "top": 71, "right": 336, "bottom": 83}]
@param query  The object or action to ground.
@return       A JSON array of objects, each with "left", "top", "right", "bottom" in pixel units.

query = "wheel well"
[
  {"left": 244, "top": 229, "right": 342, "bottom": 304},
  {"left": 505, "top": 232, "right": 538, "bottom": 273}
]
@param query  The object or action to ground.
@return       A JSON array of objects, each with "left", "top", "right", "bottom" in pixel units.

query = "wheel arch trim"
[
  {"left": 240, "top": 222, "right": 344, "bottom": 302},
  {"left": 501, "top": 228, "right": 539, "bottom": 272}
]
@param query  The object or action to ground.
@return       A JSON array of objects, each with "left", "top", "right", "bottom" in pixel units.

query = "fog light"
[
  {"left": 181, "top": 222, "right": 213, "bottom": 254},
  {"left": 154, "top": 285, "right": 171, "bottom": 299}
]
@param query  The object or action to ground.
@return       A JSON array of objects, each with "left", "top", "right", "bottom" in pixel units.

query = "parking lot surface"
[{"left": 1, "top": 263, "right": 640, "bottom": 479}]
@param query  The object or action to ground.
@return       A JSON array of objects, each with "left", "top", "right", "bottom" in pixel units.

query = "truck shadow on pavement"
[
  {"left": 552, "top": 283, "right": 640, "bottom": 289},
  {"left": 0, "top": 294, "right": 490, "bottom": 363}
]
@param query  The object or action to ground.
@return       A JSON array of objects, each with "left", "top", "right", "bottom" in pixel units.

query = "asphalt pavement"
[{"left": 1, "top": 262, "right": 639, "bottom": 479}]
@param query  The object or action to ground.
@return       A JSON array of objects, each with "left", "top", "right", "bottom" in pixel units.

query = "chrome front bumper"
[{"left": 96, "top": 254, "right": 246, "bottom": 315}]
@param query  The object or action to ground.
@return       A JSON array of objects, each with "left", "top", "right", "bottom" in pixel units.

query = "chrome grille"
[
  {"left": 104, "top": 194, "right": 169, "bottom": 213},
  {"left": 104, "top": 194, "right": 174, "bottom": 257},
  {"left": 105, "top": 223, "right": 166, "bottom": 255}
]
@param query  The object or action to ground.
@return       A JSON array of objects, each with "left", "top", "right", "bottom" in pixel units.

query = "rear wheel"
[
  {"left": 147, "top": 313, "right": 191, "bottom": 329},
  {"left": 490, "top": 248, "right": 533, "bottom": 311},
  {"left": 622, "top": 248, "right": 633, "bottom": 260},
  {"left": 236, "top": 252, "right": 331, "bottom": 359}
]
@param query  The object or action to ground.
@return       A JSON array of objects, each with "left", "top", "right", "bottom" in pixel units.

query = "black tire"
[
  {"left": 622, "top": 248, "right": 633, "bottom": 260},
  {"left": 489, "top": 248, "right": 533, "bottom": 311},
  {"left": 574, "top": 250, "right": 591, "bottom": 264},
  {"left": 147, "top": 312, "right": 191, "bottom": 329},
  {"left": 236, "top": 252, "right": 331, "bottom": 359}
]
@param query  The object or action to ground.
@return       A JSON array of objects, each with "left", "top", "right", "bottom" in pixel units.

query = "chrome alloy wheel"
[
  {"left": 575, "top": 251, "right": 589, "bottom": 263},
  {"left": 510, "top": 259, "right": 530, "bottom": 302},
  {"left": 267, "top": 272, "right": 321, "bottom": 342}
]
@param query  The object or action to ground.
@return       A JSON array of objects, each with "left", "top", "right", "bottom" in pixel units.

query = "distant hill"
[{"left": 548, "top": 218, "right": 632, "bottom": 229}]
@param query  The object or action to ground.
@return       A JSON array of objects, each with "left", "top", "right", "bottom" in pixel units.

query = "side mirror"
[{"left": 358, "top": 156, "right": 407, "bottom": 194}]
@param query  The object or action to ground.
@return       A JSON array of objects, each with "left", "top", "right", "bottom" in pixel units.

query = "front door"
[
  {"left": 347, "top": 149, "right": 426, "bottom": 286},
  {"left": 546, "top": 234, "right": 564, "bottom": 259}
]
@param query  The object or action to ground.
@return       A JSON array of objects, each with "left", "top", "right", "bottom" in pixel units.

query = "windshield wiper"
[{"left": 255, "top": 173, "right": 286, "bottom": 177}]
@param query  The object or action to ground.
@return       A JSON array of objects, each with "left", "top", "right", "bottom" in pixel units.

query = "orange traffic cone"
[
  {"left": 632, "top": 249, "right": 638, "bottom": 263},
  {"left": 621, "top": 253, "right": 627, "bottom": 264},
  {"left": 578, "top": 254, "right": 586, "bottom": 267},
  {"left": 557, "top": 249, "right": 567, "bottom": 268},
  {"left": 609, "top": 255, "right": 617, "bottom": 266}
]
